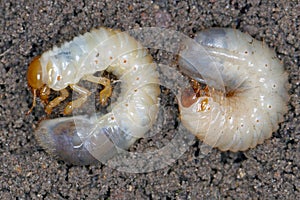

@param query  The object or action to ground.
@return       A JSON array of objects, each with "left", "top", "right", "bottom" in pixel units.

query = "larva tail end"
[{"left": 34, "top": 118, "right": 99, "bottom": 166}]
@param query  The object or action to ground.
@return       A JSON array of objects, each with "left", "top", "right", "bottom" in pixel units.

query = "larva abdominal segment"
[{"left": 29, "top": 27, "right": 160, "bottom": 165}]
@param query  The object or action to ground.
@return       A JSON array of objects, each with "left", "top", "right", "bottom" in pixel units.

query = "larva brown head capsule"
[
  {"left": 181, "top": 80, "right": 210, "bottom": 108},
  {"left": 27, "top": 56, "right": 47, "bottom": 114},
  {"left": 27, "top": 56, "right": 43, "bottom": 89},
  {"left": 181, "top": 87, "right": 198, "bottom": 108}
]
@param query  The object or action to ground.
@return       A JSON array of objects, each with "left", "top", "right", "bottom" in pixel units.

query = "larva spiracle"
[
  {"left": 27, "top": 27, "right": 160, "bottom": 165},
  {"left": 178, "top": 28, "right": 289, "bottom": 152}
]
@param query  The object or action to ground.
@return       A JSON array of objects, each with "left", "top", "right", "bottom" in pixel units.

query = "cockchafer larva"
[
  {"left": 27, "top": 27, "right": 160, "bottom": 165},
  {"left": 178, "top": 28, "right": 289, "bottom": 152}
]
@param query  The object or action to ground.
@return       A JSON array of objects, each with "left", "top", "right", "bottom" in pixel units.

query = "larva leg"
[
  {"left": 45, "top": 88, "right": 69, "bottom": 115},
  {"left": 39, "top": 85, "right": 51, "bottom": 105},
  {"left": 83, "top": 75, "right": 112, "bottom": 106},
  {"left": 64, "top": 84, "right": 91, "bottom": 115}
]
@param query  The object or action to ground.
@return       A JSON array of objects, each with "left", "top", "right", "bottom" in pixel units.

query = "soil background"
[{"left": 1, "top": 0, "right": 299, "bottom": 199}]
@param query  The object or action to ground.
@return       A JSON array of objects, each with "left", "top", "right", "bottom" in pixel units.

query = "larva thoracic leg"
[
  {"left": 82, "top": 74, "right": 112, "bottom": 106},
  {"left": 63, "top": 84, "right": 91, "bottom": 115},
  {"left": 44, "top": 88, "right": 69, "bottom": 115},
  {"left": 28, "top": 27, "right": 160, "bottom": 165},
  {"left": 178, "top": 28, "right": 289, "bottom": 152}
]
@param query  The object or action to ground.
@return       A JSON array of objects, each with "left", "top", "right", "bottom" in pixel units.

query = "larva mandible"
[
  {"left": 178, "top": 28, "right": 289, "bottom": 152},
  {"left": 27, "top": 27, "right": 160, "bottom": 165}
]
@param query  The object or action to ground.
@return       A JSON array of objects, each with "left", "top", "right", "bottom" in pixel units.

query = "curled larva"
[
  {"left": 27, "top": 27, "right": 160, "bottom": 165},
  {"left": 178, "top": 28, "right": 289, "bottom": 152}
]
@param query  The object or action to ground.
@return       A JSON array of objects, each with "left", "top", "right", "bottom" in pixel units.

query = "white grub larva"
[
  {"left": 27, "top": 27, "right": 160, "bottom": 165},
  {"left": 179, "top": 28, "right": 289, "bottom": 152}
]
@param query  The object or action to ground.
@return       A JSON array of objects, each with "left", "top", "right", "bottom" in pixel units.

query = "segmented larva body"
[
  {"left": 29, "top": 28, "right": 160, "bottom": 165},
  {"left": 179, "top": 28, "right": 289, "bottom": 152}
]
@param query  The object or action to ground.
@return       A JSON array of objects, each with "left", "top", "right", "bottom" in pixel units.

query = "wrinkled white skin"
[
  {"left": 35, "top": 28, "right": 160, "bottom": 165},
  {"left": 179, "top": 28, "right": 289, "bottom": 151}
]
